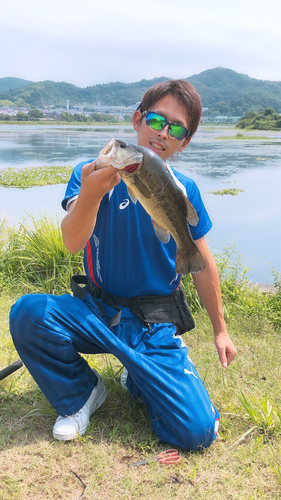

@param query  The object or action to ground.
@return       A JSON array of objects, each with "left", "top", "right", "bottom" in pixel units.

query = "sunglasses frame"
[{"left": 141, "top": 110, "right": 191, "bottom": 141}]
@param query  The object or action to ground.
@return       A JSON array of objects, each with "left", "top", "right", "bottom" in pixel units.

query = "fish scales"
[{"left": 95, "top": 138, "right": 205, "bottom": 275}]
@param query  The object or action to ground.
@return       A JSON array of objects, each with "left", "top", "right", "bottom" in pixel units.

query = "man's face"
[{"left": 133, "top": 94, "right": 191, "bottom": 161}]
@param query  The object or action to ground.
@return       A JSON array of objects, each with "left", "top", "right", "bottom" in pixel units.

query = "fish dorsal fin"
[
  {"left": 127, "top": 187, "right": 138, "bottom": 204},
  {"left": 152, "top": 221, "right": 170, "bottom": 243},
  {"left": 184, "top": 197, "right": 199, "bottom": 227}
]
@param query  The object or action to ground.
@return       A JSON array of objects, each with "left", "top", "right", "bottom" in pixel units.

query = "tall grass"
[
  {"left": 182, "top": 246, "right": 281, "bottom": 331},
  {"left": 0, "top": 214, "right": 83, "bottom": 295},
  {"left": 1, "top": 215, "right": 280, "bottom": 330}
]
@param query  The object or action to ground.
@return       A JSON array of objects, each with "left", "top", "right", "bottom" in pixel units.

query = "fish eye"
[{"left": 116, "top": 140, "right": 127, "bottom": 148}]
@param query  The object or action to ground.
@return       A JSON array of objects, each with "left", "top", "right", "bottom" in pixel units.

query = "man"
[{"left": 10, "top": 80, "right": 237, "bottom": 450}]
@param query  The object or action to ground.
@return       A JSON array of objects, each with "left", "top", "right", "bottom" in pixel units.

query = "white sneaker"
[{"left": 53, "top": 370, "right": 107, "bottom": 441}]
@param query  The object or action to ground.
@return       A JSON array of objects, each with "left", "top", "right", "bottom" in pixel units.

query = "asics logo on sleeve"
[{"left": 119, "top": 199, "right": 130, "bottom": 210}]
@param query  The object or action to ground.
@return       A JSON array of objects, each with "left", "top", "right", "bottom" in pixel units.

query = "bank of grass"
[{"left": 1, "top": 216, "right": 281, "bottom": 499}]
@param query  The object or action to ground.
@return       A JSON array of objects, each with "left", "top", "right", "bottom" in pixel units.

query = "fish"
[{"left": 95, "top": 138, "right": 205, "bottom": 275}]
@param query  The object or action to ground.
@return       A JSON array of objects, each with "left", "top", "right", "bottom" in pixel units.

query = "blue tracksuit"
[{"left": 10, "top": 161, "right": 220, "bottom": 450}]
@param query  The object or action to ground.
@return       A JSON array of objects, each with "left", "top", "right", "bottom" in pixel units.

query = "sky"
[{"left": 1, "top": 0, "right": 281, "bottom": 87}]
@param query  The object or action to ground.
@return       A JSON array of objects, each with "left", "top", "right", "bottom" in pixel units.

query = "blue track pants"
[{"left": 10, "top": 291, "right": 220, "bottom": 450}]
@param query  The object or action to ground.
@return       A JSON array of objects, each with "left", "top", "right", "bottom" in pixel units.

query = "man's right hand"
[
  {"left": 61, "top": 161, "right": 121, "bottom": 254},
  {"left": 80, "top": 160, "right": 121, "bottom": 206}
]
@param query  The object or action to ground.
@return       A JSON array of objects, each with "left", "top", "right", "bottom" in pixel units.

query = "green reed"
[{"left": 0, "top": 214, "right": 83, "bottom": 294}]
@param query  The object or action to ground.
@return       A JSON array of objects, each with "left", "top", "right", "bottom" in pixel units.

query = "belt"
[{"left": 70, "top": 275, "right": 194, "bottom": 334}]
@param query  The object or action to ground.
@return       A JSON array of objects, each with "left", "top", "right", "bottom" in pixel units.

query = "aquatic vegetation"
[
  {"left": 207, "top": 188, "right": 245, "bottom": 195},
  {"left": 215, "top": 133, "right": 271, "bottom": 140},
  {"left": 0, "top": 165, "right": 73, "bottom": 188}
]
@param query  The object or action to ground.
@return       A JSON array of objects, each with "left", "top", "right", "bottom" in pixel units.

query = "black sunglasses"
[{"left": 142, "top": 111, "right": 191, "bottom": 141}]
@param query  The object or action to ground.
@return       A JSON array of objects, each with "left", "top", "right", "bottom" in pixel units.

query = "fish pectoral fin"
[
  {"left": 152, "top": 221, "right": 170, "bottom": 243},
  {"left": 184, "top": 196, "right": 199, "bottom": 227},
  {"left": 127, "top": 187, "right": 138, "bottom": 204}
]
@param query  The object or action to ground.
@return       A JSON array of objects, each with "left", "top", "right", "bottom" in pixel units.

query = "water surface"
[{"left": 1, "top": 125, "right": 280, "bottom": 284}]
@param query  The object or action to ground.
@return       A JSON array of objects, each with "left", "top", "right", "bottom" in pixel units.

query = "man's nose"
[{"left": 157, "top": 124, "right": 169, "bottom": 139}]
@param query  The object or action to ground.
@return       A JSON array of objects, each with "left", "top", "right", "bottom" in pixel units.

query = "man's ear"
[
  {"left": 133, "top": 110, "right": 142, "bottom": 132},
  {"left": 178, "top": 135, "right": 192, "bottom": 153}
]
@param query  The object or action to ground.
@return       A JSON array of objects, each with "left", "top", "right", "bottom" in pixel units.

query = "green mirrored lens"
[
  {"left": 169, "top": 124, "right": 187, "bottom": 140},
  {"left": 146, "top": 113, "right": 166, "bottom": 131},
  {"left": 145, "top": 111, "right": 189, "bottom": 140}
]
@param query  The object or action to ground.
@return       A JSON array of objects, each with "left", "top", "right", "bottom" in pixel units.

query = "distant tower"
[{"left": 66, "top": 100, "right": 69, "bottom": 110}]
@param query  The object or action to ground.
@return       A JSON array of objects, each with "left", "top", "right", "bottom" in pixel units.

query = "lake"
[{"left": 0, "top": 124, "right": 280, "bottom": 285}]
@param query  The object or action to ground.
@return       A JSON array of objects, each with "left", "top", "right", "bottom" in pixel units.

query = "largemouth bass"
[{"left": 95, "top": 138, "right": 205, "bottom": 275}]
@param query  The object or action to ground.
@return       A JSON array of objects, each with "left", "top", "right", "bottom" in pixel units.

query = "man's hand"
[
  {"left": 214, "top": 329, "right": 237, "bottom": 368},
  {"left": 80, "top": 161, "right": 121, "bottom": 206},
  {"left": 61, "top": 161, "right": 121, "bottom": 254}
]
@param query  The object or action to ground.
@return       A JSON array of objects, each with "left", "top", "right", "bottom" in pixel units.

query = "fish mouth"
[{"left": 123, "top": 163, "right": 140, "bottom": 173}]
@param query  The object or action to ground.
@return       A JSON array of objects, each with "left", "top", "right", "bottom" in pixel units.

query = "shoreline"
[{"left": 246, "top": 282, "right": 278, "bottom": 294}]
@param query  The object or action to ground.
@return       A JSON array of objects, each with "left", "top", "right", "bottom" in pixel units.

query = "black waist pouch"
[
  {"left": 71, "top": 275, "right": 194, "bottom": 335},
  {"left": 129, "top": 285, "right": 194, "bottom": 334}
]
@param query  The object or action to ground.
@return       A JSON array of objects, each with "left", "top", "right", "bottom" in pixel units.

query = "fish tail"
[{"left": 176, "top": 247, "right": 205, "bottom": 276}]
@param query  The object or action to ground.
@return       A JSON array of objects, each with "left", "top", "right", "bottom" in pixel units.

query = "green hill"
[
  {"left": 0, "top": 77, "right": 33, "bottom": 92},
  {"left": 0, "top": 77, "right": 169, "bottom": 109},
  {"left": 188, "top": 67, "right": 281, "bottom": 116},
  {"left": 1, "top": 68, "right": 281, "bottom": 116}
]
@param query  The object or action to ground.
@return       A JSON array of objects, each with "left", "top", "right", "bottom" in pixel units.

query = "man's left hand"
[{"left": 215, "top": 330, "right": 237, "bottom": 368}]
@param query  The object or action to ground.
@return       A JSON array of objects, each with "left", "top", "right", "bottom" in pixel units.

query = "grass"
[
  {"left": 0, "top": 215, "right": 84, "bottom": 295},
  {"left": 1, "top": 217, "right": 281, "bottom": 499}
]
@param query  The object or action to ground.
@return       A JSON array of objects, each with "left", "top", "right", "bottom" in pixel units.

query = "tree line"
[
  {"left": 0, "top": 109, "right": 133, "bottom": 123},
  {"left": 236, "top": 108, "right": 281, "bottom": 130}
]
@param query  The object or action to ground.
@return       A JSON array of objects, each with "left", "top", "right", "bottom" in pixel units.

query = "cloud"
[{"left": 1, "top": 0, "right": 280, "bottom": 85}]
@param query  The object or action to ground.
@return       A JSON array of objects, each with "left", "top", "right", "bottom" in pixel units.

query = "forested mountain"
[
  {"left": 1, "top": 68, "right": 281, "bottom": 116},
  {"left": 0, "top": 77, "right": 168, "bottom": 109},
  {"left": 187, "top": 68, "right": 281, "bottom": 116},
  {"left": 0, "top": 77, "right": 33, "bottom": 92}
]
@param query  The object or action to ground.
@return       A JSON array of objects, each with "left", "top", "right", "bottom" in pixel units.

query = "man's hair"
[{"left": 137, "top": 79, "right": 202, "bottom": 137}]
